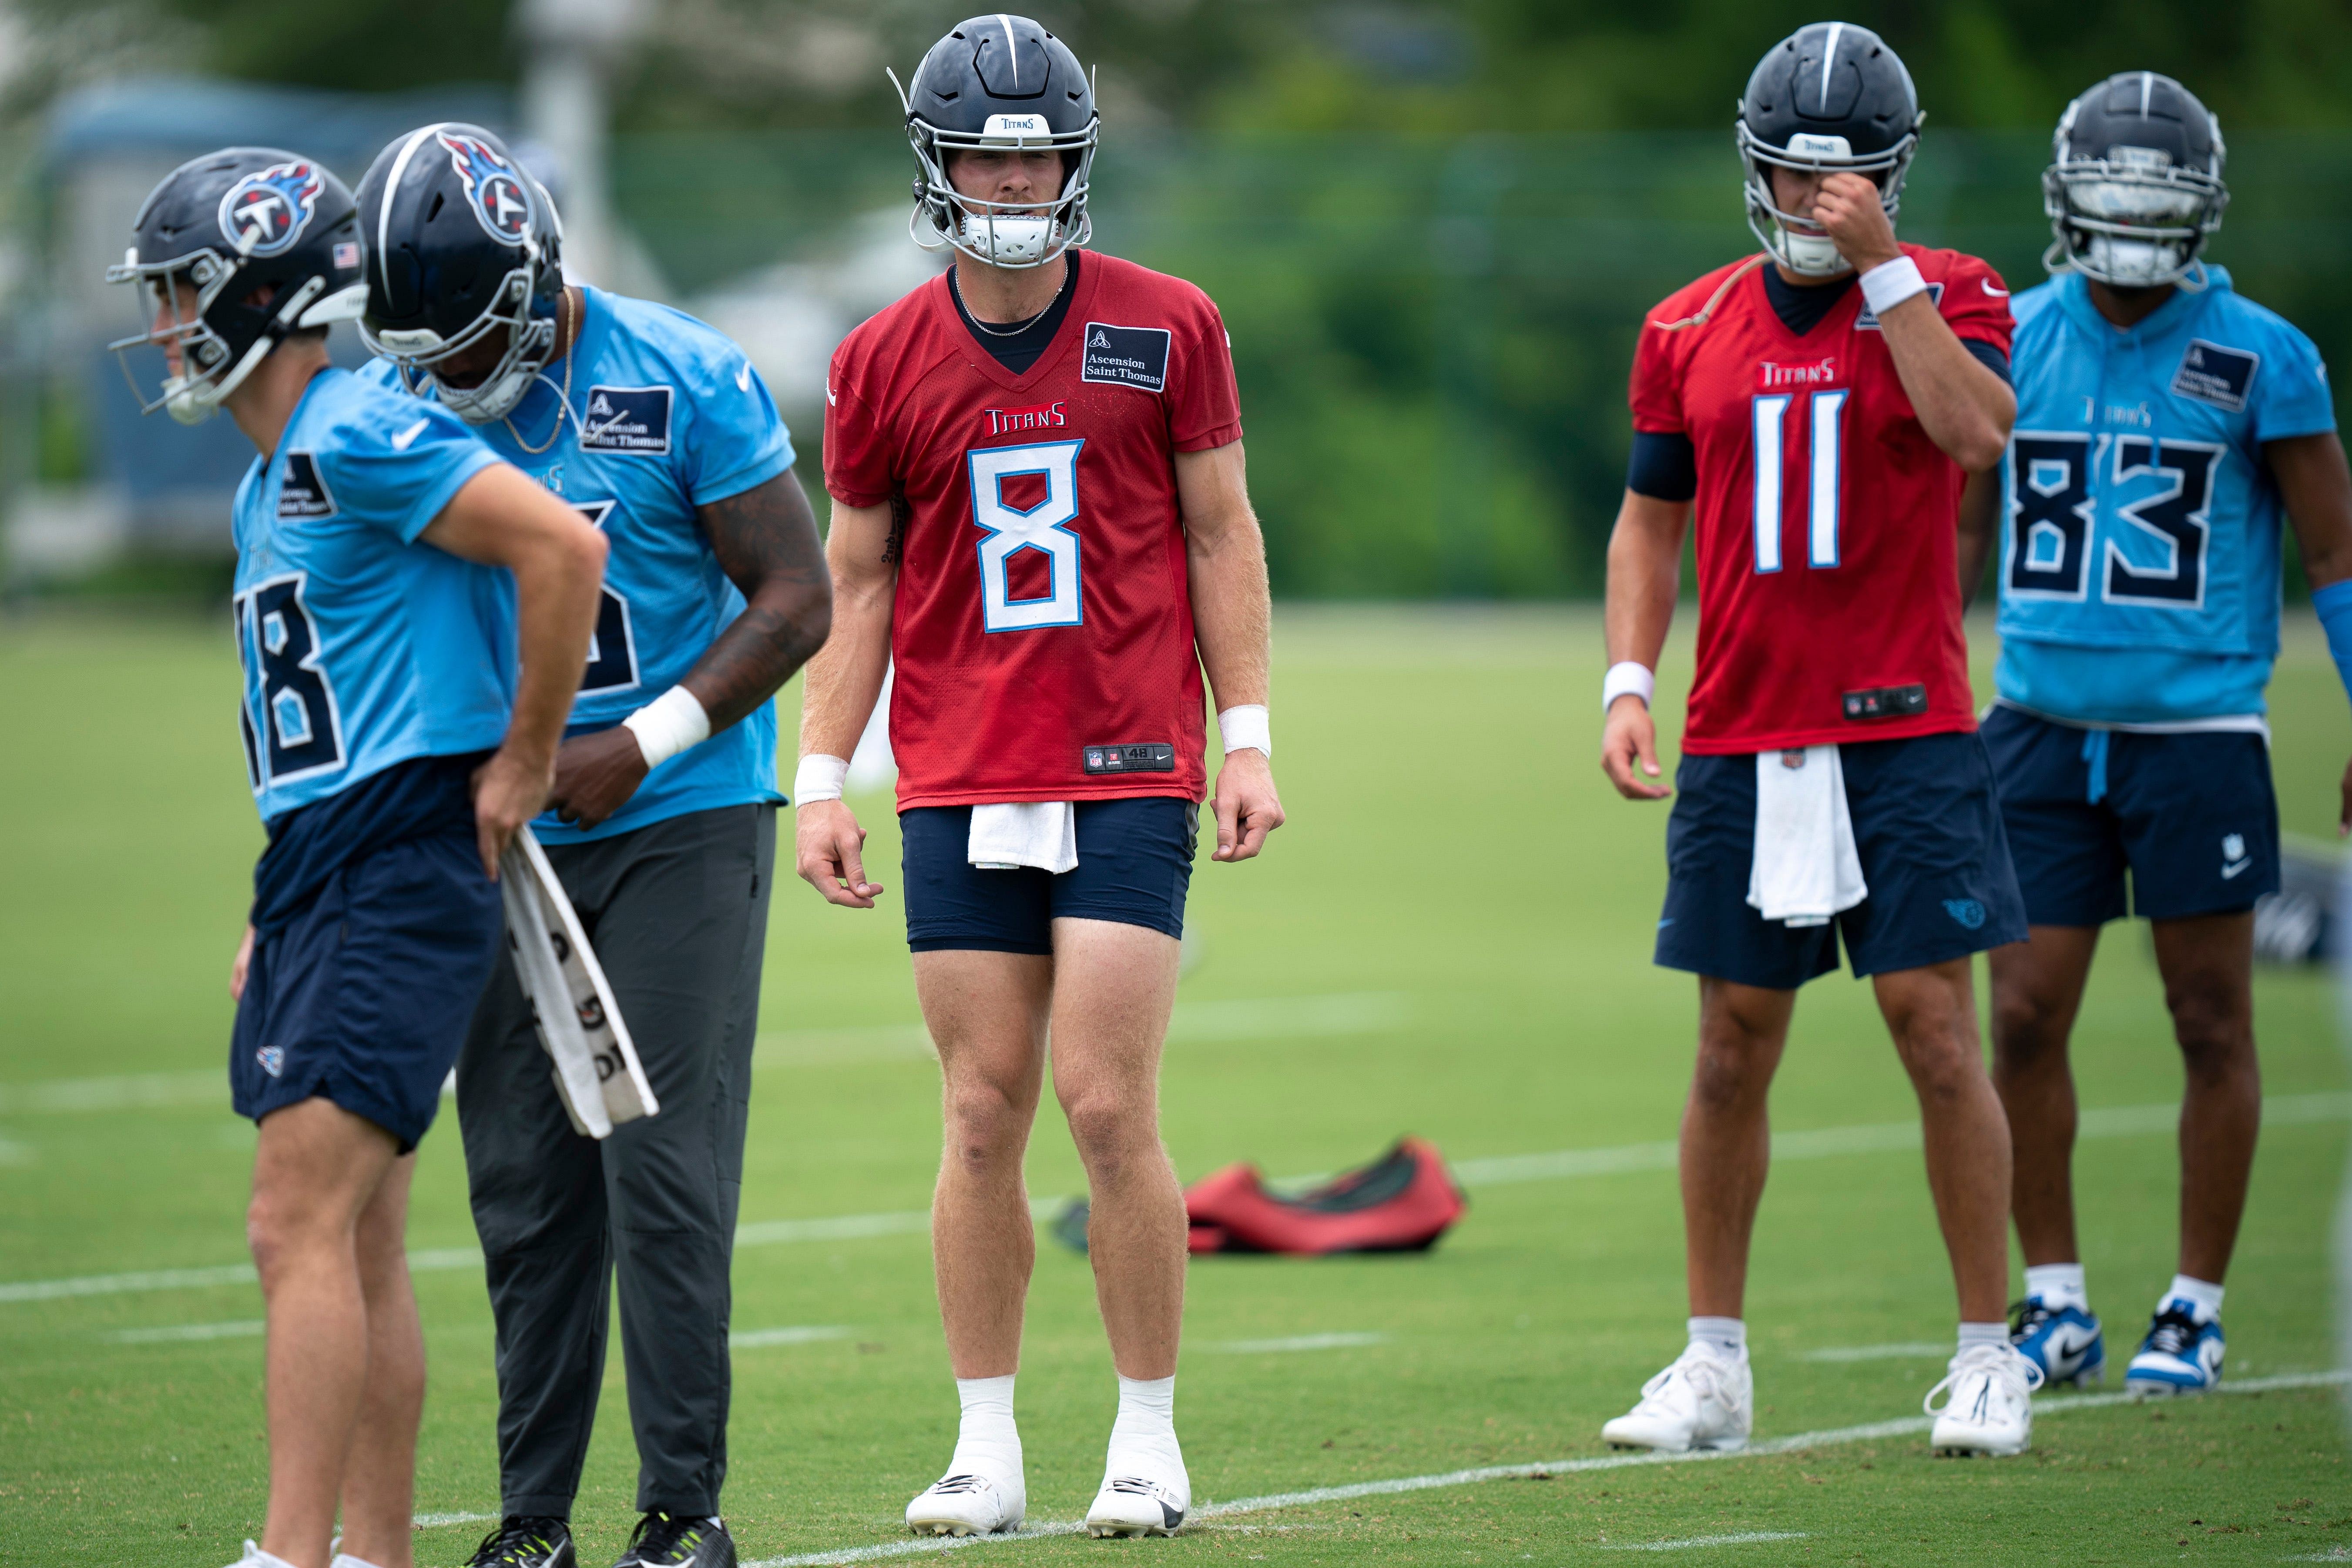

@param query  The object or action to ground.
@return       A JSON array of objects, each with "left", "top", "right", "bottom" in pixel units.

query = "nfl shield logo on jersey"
[
  {"left": 436, "top": 129, "right": 534, "bottom": 244},
  {"left": 218, "top": 160, "right": 325, "bottom": 258}
]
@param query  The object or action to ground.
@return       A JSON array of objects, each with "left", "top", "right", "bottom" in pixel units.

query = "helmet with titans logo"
[
  {"left": 892, "top": 14, "right": 1099, "bottom": 269},
  {"left": 2043, "top": 72, "right": 2227, "bottom": 289},
  {"left": 1736, "top": 21, "right": 1923, "bottom": 277},
  {"left": 105, "top": 148, "right": 367, "bottom": 425},
  {"left": 356, "top": 122, "right": 565, "bottom": 424}
]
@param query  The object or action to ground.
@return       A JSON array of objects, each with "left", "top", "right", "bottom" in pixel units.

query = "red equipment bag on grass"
[{"left": 1052, "top": 1137, "right": 1466, "bottom": 1256}]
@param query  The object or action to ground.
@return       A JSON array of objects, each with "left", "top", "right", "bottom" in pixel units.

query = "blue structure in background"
[{"left": 45, "top": 78, "right": 516, "bottom": 545}]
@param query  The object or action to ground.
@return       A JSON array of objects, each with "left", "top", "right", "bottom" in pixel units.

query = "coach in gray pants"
[{"left": 357, "top": 116, "right": 832, "bottom": 1568}]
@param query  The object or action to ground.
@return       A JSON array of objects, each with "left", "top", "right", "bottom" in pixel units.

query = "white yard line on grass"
[
  {"left": 1604, "top": 1532, "right": 1808, "bottom": 1551},
  {"left": 732, "top": 1326, "right": 852, "bottom": 1348},
  {"left": 107, "top": 1319, "right": 265, "bottom": 1343},
  {"left": 755, "top": 994, "right": 1412, "bottom": 1068},
  {"left": 1797, "top": 1343, "right": 1949, "bottom": 1363},
  {"left": 741, "top": 1371, "right": 2350, "bottom": 1568},
  {"left": 413, "top": 1513, "right": 500, "bottom": 1530},
  {"left": 1208, "top": 1333, "right": 1389, "bottom": 1354},
  {"left": 10, "top": 1091, "right": 2348, "bottom": 1307}
]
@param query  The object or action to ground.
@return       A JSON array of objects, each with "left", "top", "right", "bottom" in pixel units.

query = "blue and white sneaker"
[
  {"left": 2009, "top": 1295, "right": 2105, "bottom": 1388},
  {"left": 2126, "top": 1300, "right": 2225, "bottom": 1396}
]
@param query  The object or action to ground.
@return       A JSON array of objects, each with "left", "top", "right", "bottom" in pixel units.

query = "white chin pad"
[
  {"left": 1780, "top": 229, "right": 1849, "bottom": 276},
  {"left": 2080, "top": 235, "right": 2189, "bottom": 287},
  {"left": 434, "top": 367, "right": 534, "bottom": 424},
  {"left": 961, "top": 214, "right": 1054, "bottom": 265},
  {"left": 163, "top": 376, "right": 216, "bottom": 426}
]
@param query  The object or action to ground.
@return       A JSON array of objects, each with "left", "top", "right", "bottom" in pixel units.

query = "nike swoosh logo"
[
  {"left": 736, "top": 360, "right": 754, "bottom": 392},
  {"left": 2222, "top": 859, "right": 2251, "bottom": 879},
  {"left": 391, "top": 418, "right": 430, "bottom": 451},
  {"left": 1981, "top": 279, "right": 2011, "bottom": 297}
]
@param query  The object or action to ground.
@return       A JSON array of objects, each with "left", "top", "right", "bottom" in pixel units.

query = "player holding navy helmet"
[
  {"left": 357, "top": 122, "right": 830, "bottom": 1568},
  {"left": 795, "top": 15, "right": 1281, "bottom": 1540},
  {"left": 108, "top": 147, "right": 605, "bottom": 1568},
  {"left": 1963, "top": 73, "right": 2352, "bottom": 1400},
  {"left": 1599, "top": 23, "right": 2045, "bottom": 1457}
]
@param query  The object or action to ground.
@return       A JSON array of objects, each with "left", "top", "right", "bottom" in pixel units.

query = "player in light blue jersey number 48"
[
  {"left": 357, "top": 122, "right": 831, "bottom": 1568},
  {"left": 107, "top": 150, "right": 606, "bottom": 1568},
  {"left": 1959, "top": 74, "right": 2352, "bottom": 1399}
]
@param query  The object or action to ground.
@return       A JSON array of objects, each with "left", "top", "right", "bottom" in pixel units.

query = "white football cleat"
[
  {"left": 905, "top": 1470, "right": 1024, "bottom": 1537},
  {"left": 1926, "top": 1343, "right": 2044, "bottom": 1457},
  {"left": 1086, "top": 1469, "right": 1189, "bottom": 1538},
  {"left": 1601, "top": 1342, "right": 1753, "bottom": 1452}
]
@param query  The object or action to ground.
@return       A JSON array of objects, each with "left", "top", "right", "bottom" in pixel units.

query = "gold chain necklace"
[{"left": 503, "top": 287, "right": 577, "bottom": 456}]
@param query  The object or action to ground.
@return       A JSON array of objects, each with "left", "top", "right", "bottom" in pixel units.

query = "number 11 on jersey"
[{"left": 1752, "top": 389, "right": 1848, "bottom": 574}]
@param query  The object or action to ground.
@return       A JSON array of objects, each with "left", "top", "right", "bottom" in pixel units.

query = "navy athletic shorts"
[
  {"left": 1981, "top": 703, "right": 2280, "bottom": 927},
  {"left": 230, "top": 755, "right": 504, "bottom": 1153},
  {"left": 1654, "top": 730, "right": 2029, "bottom": 988},
  {"left": 901, "top": 797, "right": 1199, "bottom": 954}
]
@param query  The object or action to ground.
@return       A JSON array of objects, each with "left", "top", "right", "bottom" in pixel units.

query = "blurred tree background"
[{"left": 15, "top": 0, "right": 2352, "bottom": 596}]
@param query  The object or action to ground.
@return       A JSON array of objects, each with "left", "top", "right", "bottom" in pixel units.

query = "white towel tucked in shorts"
[
  {"left": 968, "top": 801, "right": 1077, "bottom": 874},
  {"left": 1745, "top": 745, "right": 1867, "bottom": 927}
]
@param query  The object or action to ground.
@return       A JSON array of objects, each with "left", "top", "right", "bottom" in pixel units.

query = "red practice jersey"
[
  {"left": 825, "top": 252, "right": 1242, "bottom": 810},
  {"left": 1628, "top": 243, "right": 2012, "bottom": 754}
]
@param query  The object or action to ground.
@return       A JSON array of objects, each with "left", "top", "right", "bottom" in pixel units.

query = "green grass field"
[{"left": 2, "top": 605, "right": 2349, "bottom": 1566}]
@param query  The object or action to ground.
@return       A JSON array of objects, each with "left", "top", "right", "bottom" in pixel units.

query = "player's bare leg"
[
  {"left": 1988, "top": 927, "right": 2102, "bottom": 1268},
  {"left": 246, "top": 1098, "right": 404, "bottom": 1568},
  {"left": 2151, "top": 913, "right": 2261, "bottom": 1284},
  {"left": 1047, "top": 916, "right": 1189, "bottom": 1534},
  {"left": 1681, "top": 978, "right": 1796, "bottom": 1318},
  {"left": 917, "top": 950, "right": 1055, "bottom": 1376},
  {"left": 1873, "top": 958, "right": 2013, "bottom": 1323},
  {"left": 333, "top": 1156, "right": 424, "bottom": 1568},
  {"left": 1047, "top": 917, "right": 1188, "bottom": 1377},
  {"left": 907, "top": 948, "right": 1052, "bottom": 1535}
]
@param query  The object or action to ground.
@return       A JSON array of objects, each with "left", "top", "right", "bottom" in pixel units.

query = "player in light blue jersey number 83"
[
  {"left": 1959, "top": 72, "right": 2352, "bottom": 1403},
  {"left": 108, "top": 148, "right": 607, "bottom": 1568}
]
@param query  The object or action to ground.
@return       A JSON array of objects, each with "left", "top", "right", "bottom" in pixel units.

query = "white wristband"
[
  {"left": 793, "top": 753, "right": 849, "bottom": 804},
  {"left": 1217, "top": 704, "right": 1271, "bottom": 758},
  {"left": 1859, "top": 254, "right": 1928, "bottom": 319},
  {"left": 619, "top": 685, "right": 710, "bottom": 769},
  {"left": 1603, "top": 661, "right": 1656, "bottom": 714}
]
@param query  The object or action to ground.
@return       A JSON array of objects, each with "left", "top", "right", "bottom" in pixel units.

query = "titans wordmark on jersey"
[
  {"left": 363, "top": 286, "right": 796, "bottom": 842},
  {"left": 1997, "top": 267, "right": 2337, "bottom": 724},
  {"left": 230, "top": 369, "right": 510, "bottom": 823}
]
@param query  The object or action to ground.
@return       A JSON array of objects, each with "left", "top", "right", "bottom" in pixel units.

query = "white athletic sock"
[
  {"left": 950, "top": 1374, "right": 1022, "bottom": 1481},
  {"left": 330, "top": 1555, "right": 386, "bottom": 1568},
  {"left": 1957, "top": 1321, "right": 2009, "bottom": 1356},
  {"left": 2025, "top": 1262, "right": 2089, "bottom": 1313},
  {"left": 1686, "top": 1316, "right": 1747, "bottom": 1359},
  {"left": 1107, "top": 1374, "right": 1183, "bottom": 1476},
  {"left": 252, "top": 1550, "right": 301, "bottom": 1568},
  {"left": 2163, "top": 1274, "right": 2225, "bottom": 1323}
]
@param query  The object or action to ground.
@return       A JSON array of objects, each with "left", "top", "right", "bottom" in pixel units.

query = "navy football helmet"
[
  {"left": 2044, "top": 72, "right": 2227, "bottom": 289},
  {"left": 105, "top": 148, "right": 367, "bottom": 425},
  {"left": 892, "top": 15, "right": 1097, "bottom": 268},
  {"left": 1736, "top": 21, "right": 1922, "bottom": 276},
  {"left": 356, "top": 122, "right": 564, "bottom": 423}
]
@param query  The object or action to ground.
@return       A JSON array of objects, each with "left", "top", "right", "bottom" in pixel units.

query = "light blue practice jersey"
[
  {"left": 1996, "top": 267, "right": 2337, "bottom": 724},
  {"left": 231, "top": 368, "right": 510, "bottom": 824},
  {"left": 365, "top": 287, "right": 795, "bottom": 842}
]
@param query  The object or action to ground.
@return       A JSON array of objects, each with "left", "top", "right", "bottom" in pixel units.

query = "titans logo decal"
[
  {"left": 438, "top": 129, "right": 534, "bottom": 245},
  {"left": 218, "top": 161, "right": 325, "bottom": 257}
]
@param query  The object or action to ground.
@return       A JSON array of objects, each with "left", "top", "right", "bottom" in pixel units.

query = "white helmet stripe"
[
  {"left": 377, "top": 124, "right": 442, "bottom": 297},
  {"left": 2141, "top": 70, "right": 2153, "bottom": 115},
  {"left": 1819, "top": 21, "right": 1843, "bottom": 113},
  {"left": 1000, "top": 13, "right": 1018, "bottom": 87}
]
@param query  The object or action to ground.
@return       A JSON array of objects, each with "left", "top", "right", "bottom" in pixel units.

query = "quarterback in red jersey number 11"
[{"left": 791, "top": 13, "right": 1282, "bottom": 1547}]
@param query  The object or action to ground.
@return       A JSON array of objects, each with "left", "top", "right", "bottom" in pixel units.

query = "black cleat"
[
  {"left": 466, "top": 1518, "right": 575, "bottom": 1568},
  {"left": 614, "top": 1514, "right": 736, "bottom": 1568}
]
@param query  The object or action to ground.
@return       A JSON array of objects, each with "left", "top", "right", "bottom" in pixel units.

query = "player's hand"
[
  {"left": 229, "top": 923, "right": 255, "bottom": 1003},
  {"left": 470, "top": 746, "right": 556, "bottom": 879},
  {"left": 797, "top": 797, "right": 886, "bottom": 907},
  {"left": 1210, "top": 747, "right": 1284, "bottom": 863},
  {"left": 1813, "top": 171, "right": 1902, "bottom": 275},
  {"left": 1602, "top": 695, "right": 1673, "bottom": 801},
  {"left": 547, "top": 727, "right": 650, "bottom": 830}
]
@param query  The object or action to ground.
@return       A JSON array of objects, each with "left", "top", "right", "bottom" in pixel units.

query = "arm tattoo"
[
  {"left": 882, "top": 490, "right": 909, "bottom": 566},
  {"left": 686, "top": 470, "right": 832, "bottom": 732}
]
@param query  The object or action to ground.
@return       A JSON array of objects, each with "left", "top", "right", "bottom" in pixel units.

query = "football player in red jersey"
[
  {"left": 792, "top": 15, "right": 1282, "bottom": 1541},
  {"left": 1597, "top": 23, "right": 2043, "bottom": 1458}
]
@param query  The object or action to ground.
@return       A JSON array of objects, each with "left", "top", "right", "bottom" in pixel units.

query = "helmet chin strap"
[{"left": 166, "top": 275, "right": 329, "bottom": 426}]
